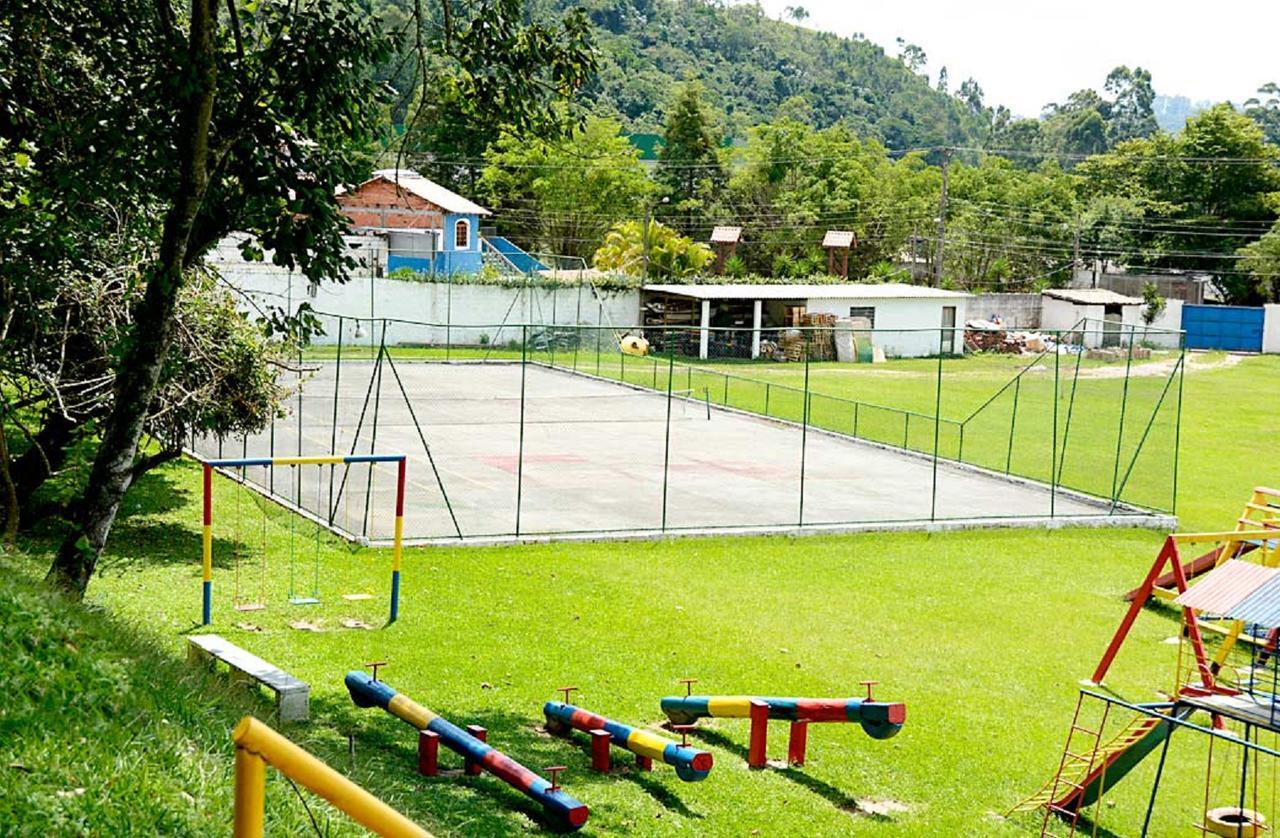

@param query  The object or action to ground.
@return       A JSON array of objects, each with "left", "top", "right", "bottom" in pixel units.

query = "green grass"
[{"left": 6, "top": 353, "right": 1278, "bottom": 836}]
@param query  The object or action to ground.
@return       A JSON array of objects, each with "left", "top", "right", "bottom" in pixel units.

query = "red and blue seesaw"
[
  {"left": 660, "top": 680, "right": 906, "bottom": 768},
  {"left": 543, "top": 688, "right": 713, "bottom": 781},
  {"left": 345, "top": 670, "right": 589, "bottom": 831}
]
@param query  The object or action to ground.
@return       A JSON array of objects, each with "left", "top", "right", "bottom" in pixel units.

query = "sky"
[{"left": 757, "top": 0, "right": 1280, "bottom": 117}]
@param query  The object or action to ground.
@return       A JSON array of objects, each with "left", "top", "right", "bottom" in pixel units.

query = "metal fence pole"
[
  {"left": 1051, "top": 334, "right": 1060, "bottom": 517},
  {"left": 328, "top": 316, "right": 343, "bottom": 524},
  {"left": 764, "top": 382, "right": 771, "bottom": 416},
  {"left": 1109, "top": 327, "right": 1136, "bottom": 509},
  {"left": 362, "top": 322, "right": 387, "bottom": 539},
  {"left": 515, "top": 324, "right": 528, "bottom": 536},
  {"left": 798, "top": 335, "right": 811, "bottom": 527},
  {"left": 660, "top": 345, "right": 675, "bottom": 532},
  {"left": 1173, "top": 338, "right": 1186, "bottom": 514},
  {"left": 445, "top": 275, "right": 452, "bottom": 361},
  {"left": 930, "top": 328, "right": 944, "bottom": 521}
]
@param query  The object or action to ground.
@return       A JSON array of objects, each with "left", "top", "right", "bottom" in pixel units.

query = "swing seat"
[
  {"left": 341, "top": 593, "right": 374, "bottom": 602},
  {"left": 289, "top": 595, "right": 321, "bottom": 606},
  {"left": 234, "top": 602, "right": 267, "bottom": 612}
]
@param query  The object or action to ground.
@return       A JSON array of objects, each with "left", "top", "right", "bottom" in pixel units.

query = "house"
[
  {"left": 641, "top": 283, "right": 971, "bottom": 359},
  {"left": 337, "top": 168, "right": 490, "bottom": 275}
]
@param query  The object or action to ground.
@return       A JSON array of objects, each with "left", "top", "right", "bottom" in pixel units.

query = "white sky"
[{"left": 757, "top": 0, "right": 1279, "bottom": 117}]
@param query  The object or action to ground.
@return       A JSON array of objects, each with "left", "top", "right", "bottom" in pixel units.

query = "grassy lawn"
[{"left": 6, "top": 353, "right": 1278, "bottom": 835}]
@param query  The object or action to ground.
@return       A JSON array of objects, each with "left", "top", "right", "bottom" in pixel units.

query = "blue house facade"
[{"left": 338, "top": 169, "right": 489, "bottom": 277}]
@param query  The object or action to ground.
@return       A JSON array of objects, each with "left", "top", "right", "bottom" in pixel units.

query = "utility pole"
[
  {"left": 642, "top": 202, "right": 652, "bottom": 280},
  {"left": 934, "top": 147, "right": 950, "bottom": 288}
]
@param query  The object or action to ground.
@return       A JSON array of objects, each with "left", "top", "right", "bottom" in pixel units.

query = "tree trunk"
[
  {"left": 46, "top": 0, "right": 217, "bottom": 597},
  {"left": 12, "top": 411, "right": 76, "bottom": 506}
]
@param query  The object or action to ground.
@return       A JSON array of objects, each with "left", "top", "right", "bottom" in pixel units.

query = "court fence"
[{"left": 189, "top": 315, "right": 1184, "bottom": 544}]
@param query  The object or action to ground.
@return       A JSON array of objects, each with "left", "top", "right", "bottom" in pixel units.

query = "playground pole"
[{"left": 202, "top": 463, "right": 213, "bottom": 625}]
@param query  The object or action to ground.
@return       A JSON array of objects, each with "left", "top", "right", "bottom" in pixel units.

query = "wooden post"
[
  {"left": 748, "top": 699, "right": 769, "bottom": 768},
  {"left": 464, "top": 725, "right": 487, "bottom": 775},
  {"left": 418, "top": 730, "right": 439, "bottom": 776},
  {"left": 590, "top": 729, "right": 611, "bottom": 773},
  {"left": 787, "top": 720, "right": 809, "bottom": 766}
]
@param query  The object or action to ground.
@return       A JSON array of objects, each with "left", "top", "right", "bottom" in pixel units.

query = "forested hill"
[{"left": 540, "top": 0, "right": 980, "bottom": 146}]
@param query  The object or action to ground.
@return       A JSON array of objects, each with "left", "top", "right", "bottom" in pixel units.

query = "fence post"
[
  {"left": 515, "top": 324, "right": 528, "bottom": 536},
  {"left": 798, "top": 337, "right": 811, "bottom": 527},
  {"left": 764, "top": 382, "right": 771, "bottom": 417},
  {"left": 1173, "top": 339, "right": 1186, "bottom": 514},
  {"left": 930, "top": 328, "right": 944, "bottom": 521},
  {"left": 1109, "top": 327, "right": 1136, "bottom": 509},
  {"left": 853, "top": 401, "right": 860, "bottom": 437},
  {"left": 445, "top": 275, "right": 452, "bottom": 361},
  {"left": 329, "top": 317, "right": 343, "bottom": 523},
  {"left": 1051, "top": 333, "right": 1060, "bottom": 517},
  {"left": 660, "top": 347, "right": 676, "bottom": 532}
]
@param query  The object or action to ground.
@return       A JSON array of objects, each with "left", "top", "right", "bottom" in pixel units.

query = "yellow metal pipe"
[
  {"left": 233, "top": 746, "right": 266, "bottom": 838},
  {"left": 202, "top": 524, "right": 212, "bottom": 582},
  {"left": 1173, "top": 530, "right": 1278, "bottom": 545},
  {"left": 270, "top": 455, "right": 347, "bottom": 466},
  {"left": 232, "top": 716, "right": 432, "bottom": 837}
]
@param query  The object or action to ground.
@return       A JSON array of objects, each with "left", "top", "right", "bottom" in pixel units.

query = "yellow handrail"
[{"left": 232, "top": 716, "right": 432, "bottom": 838}]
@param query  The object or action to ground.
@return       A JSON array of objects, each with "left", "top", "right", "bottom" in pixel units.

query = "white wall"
[
  {"left": 216, "top": 264, "right": 640, "bottom": 347},
  {"left": 1265, "top": 304, "right": 1280, "bottom": 354},
  {"left": 1136, "top": 299, "right": 1184, "bottom": 349},
  {"left": 804, "top": 297, "right": 969, "bottom": 357}
]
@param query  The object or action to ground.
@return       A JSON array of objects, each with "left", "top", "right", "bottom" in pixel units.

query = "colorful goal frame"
[{"left": 201, "top": 454, "right": 407, "bottom": 626}]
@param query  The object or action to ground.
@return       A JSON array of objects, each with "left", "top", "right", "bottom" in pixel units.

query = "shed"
[
  {"left": 641, "top": 283, "right": 971, "bottom": 359},
  {"left": 337, "top": 168, "right": 490, "bottom": 275},
  {"left": 1040, "top": 288, "right": 1143, "bottom": 349}
]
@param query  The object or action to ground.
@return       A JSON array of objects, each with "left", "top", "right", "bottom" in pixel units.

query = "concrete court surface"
[{"left": 194, "top": 360, "right": 1171, "bottom": 544}]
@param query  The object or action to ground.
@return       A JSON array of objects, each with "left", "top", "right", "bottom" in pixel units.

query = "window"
[
  {"left": 454, "top": 219, "right": 470, "bottom": 249},
  {"left": 848, "top": 306, "right": 876, "bottom": 326}
]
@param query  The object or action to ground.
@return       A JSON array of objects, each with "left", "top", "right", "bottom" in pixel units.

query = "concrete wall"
[
  {"left": 217, "top": 265, "right": 640, "bottom": 347},
  {"left": 804, "top": 296, "right": 969, "bottom": 357},
  {"left": 969, "top": 293, "right": 1041, "bottom": 328},
  {"left": 1265, "top": 304, "right": 1280, "bottom": 354}
]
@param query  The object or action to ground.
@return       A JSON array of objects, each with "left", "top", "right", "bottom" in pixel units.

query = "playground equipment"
[
  {"left": 231, "top": 715, "right": 430, "bottom": 838},
  {"left": 1124, "top": 487, "right": 1280, "bottom": 608},
  {"left": 660, "top": 681, "right": 905, "bottom": 768},
  {"left": 345, "top": 671, "right": 589, "bottom": 831},
  {"left": 543, "top": 691, "right": 713, "bottom": 781},
  {"left": 1018, "top": 523, "right": 1280, "bottom": 836},
  {"left": 201, "top": 454, "right": 407, "bottom": 626}
]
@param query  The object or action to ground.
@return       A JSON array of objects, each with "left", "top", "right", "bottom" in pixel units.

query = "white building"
[
  {"left": 1040, "top": 288, "right": 1147, "bottom": 349},
  {"left": 642, "top": 283, "right": 971, "bottom": 359}
]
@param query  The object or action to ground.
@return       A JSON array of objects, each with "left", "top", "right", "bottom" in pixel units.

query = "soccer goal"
[{"left": 200, "top": 454, "right": 407, "bottom": 626}]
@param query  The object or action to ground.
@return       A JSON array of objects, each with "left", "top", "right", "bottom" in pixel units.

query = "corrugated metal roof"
[
  {"left": 363, "top": 169, "right": 491, "bottom": 216},
  {"left": 1042, "top": 288, "right": 1142, "bottom": 306},
  {"left": 1174, "top": 561, "right": 1280, "bottom": 613},
  {"left": 642, "top": 282, "right": 971, "bottom": 301},
  {"left": 1226, "top": 575, "right": 1280, "bottom": 627}
]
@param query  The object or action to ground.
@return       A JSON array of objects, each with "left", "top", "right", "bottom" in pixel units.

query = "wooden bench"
[{"left": 187, "top": 634, "right": 309, "bottom": 723}]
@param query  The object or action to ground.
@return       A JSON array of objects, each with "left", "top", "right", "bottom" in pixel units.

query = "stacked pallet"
[{"left": 803, "top": 313, "right": 838, "bottom": 361}]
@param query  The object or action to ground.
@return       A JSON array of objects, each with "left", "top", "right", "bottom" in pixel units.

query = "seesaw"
[
  {"left": 543, "top": 688, "right": 713, "bottom": 782},
  {"left": 660, "top": 680, "right": 906, "bottom": 768},
  {"left": 345, "top": 671, "right": 589, "bottom": 830}
]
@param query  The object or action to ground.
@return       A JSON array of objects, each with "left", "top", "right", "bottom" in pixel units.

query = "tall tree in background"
[
  {"left": 403, "top": 0, "right": 596, "bottom": 191},
  {"left": 479, "top": 115, "right": 651, "bottom": 258},
  {"left": 656, "top": 82, "right": 725, "bottom": 236},
  {"left": 1104, "top": 66, "right": 1158, "bottom": 144},
  {"left": 1245, "top": 83, "right": 1280, "bottom": 146}
]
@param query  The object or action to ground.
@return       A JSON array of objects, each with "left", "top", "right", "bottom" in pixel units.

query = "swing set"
[{"left": 200, "top": 454, "right": 407, "bottom": 627}]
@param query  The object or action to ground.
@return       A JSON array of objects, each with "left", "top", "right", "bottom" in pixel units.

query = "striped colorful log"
[
  {"left": 543, "top": 701, "right": 713, "bottom": 782},
  {"left": 345, "top": 672, "right": 589, "bottom": 830},
  {"left": 200, "top": 454, "right": 406, "bottom": 626},
  {"left": 660, "top": 695, "right": 906, "bottom": 740}
]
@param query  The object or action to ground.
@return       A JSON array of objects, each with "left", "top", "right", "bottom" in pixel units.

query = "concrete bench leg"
[{"left": 278, "top": 688, "right": 310, "bottom": 723}]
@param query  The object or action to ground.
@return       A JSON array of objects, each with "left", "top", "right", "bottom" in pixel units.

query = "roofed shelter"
[
  {"left": 1041, "top": 288, "right": 1144, "bottom": 349},
  {"left": 641, "top": 282, "right": 971, "bottom": 360}
]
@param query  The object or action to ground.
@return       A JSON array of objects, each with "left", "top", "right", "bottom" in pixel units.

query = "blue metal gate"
[{"left": 1181, "top": 304, "right": 1264, "bottom": 351}]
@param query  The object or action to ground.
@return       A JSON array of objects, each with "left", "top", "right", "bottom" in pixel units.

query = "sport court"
[{"left": 197, "top": 360, "right": 1172, "bottom": 544}]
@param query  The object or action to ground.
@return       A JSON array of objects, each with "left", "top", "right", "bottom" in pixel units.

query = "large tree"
[
  {"left": 479, "top": 115, "right": 651, "bottom": 259},
  {"left": 4, "top": 0, "right": 594, "bottom": 597},
  {"left": 655, "top": 82, "right": 725, "bottom": 237}
]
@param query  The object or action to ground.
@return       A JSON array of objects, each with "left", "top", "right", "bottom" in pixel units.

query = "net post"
[
  {"left": 390, "top": 456, "right": 405, "bottom": 623},
  {"left": 1109, "top": 325, "right": 1136, "bottom": 509},
  {"left": 1052, "top": 330, "right": 1060, "bottom": 517}
]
